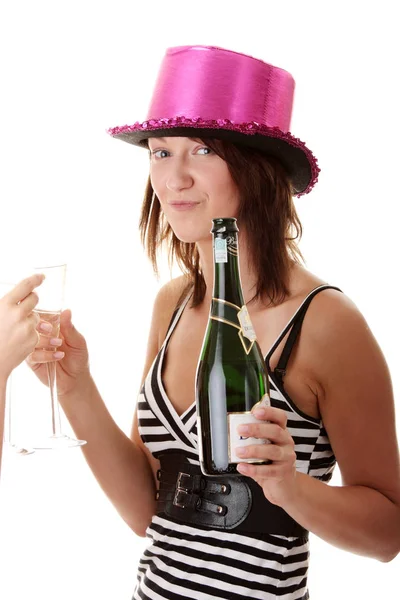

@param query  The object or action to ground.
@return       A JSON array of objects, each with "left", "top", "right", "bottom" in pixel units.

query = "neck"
[{"left": 196, "top": 228, "right": 260, "bottom": 309}]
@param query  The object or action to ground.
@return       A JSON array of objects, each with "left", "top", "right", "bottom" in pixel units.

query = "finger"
[
  {"left": 60, "top": 309, "right": 75, "bottom": 334},
  {"left": 6, "top": 274, "right": 45, "bottom": 304},
  {"left": 19, "top": 291, "right": 40, "bottom": 315},
  {"left": 235, "top": 441, "right": 295, "bottom": 463},
  {"left": 237, "top": 422, "right": 291, "bottom": 445},
  {"left": 22, "top": 312, "right": 41, "bottom": 342},
  {"left": 60, "top": 308, "right": 72, "bottom": 325},
  {"left": 26, "top": 310, "right": 41, "bottom": 329},
  {"left": 237, "top": 461, "right": 287, "bottom": 480},
  {"left": 60, "top": 309, "right": 84, "bottom": 348},
  {"left": 27, "top": 349, "right": 65, "bottom": 365},
  {"left": 34, "top": 331, "right": 63, "bottom": 350},
  {"left": 251, "top": 394, "right": 270, "bottom": 410},
  {"left": 37, "top": 319, "right": 53, "bottom": 334},
  {"left": 252, "top": 405, "right": 288, "bottom": 428}
]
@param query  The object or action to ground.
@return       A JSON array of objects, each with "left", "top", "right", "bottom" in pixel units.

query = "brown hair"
[{"left": 139, "top": 138, "right": 304, "bottom": 308}]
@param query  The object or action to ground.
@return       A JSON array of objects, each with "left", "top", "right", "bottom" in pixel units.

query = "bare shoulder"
[
  {"left": 305, "top": 285, "right": 371, "bottom": 347},
  {"left": 291, "top": 265, "right": 383, "bottom": 384},
  {"left": 152, "top": 275, "right": 192, "bottom": 347},
  {"left": 289, "top": 264, "right": 367, "bottom": 339},
  {"left": 303, "top": 282, "right": 392, "bottom": 406}
]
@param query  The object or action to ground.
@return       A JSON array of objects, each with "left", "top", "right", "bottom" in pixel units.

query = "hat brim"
[{"left": 108, "top": 122, "right": 319, "bottom": 196}]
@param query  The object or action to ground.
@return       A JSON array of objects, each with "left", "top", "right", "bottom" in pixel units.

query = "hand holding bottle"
[
  {"left": 0, "top": 275, "right": 45, "bottom": 381},
  {"left": 26, "top": 309, "right": 91, "bottom": 399},
  {"left": 236, "top": 404, "right": 298, "bottom": 507}
]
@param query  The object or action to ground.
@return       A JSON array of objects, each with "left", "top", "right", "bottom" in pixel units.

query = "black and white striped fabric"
[{"left": 135, "top": 288, "right": 337, "bottom": 600}]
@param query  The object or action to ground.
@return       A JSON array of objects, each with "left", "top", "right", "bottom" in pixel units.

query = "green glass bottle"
[{"left": 195, "top": 217, "right": 271, "bottom": 476}]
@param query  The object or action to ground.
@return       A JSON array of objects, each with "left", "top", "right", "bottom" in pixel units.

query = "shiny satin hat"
[{"left": 108, "top": 45, "right": 319, "bottom": 196}]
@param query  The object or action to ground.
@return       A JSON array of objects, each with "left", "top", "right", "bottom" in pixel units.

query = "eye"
[
  {"left": 151, "top": 149, "right": 170, "bottom": 159},
  {"left": 196, "top": 147, "right": 212, "bottom": 155}
]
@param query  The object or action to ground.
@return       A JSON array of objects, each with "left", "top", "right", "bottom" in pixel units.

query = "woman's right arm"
[{"left": 27, "top": 278, "right": 186, "bottom": 537}]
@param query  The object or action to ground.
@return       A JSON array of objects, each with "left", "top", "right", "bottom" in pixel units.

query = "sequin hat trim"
[{"left": 108, "top": 46, "right": 320, "bottom": 196}]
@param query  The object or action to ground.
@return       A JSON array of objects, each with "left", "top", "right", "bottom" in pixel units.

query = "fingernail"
[
  {"left": 253, "top": 408, "right": 266, "bottom": 419},
  {"left": 53, "top": 351, "right": 65, "bottom": 359},
  {"left": 237, "top": 425, "right": 249, "bottom": 435},
  {"left": 237, "top": 464, "right": 249, "bottom": 474},
  {"left": 50, "top": 338, "right": 62, "bottom": 347},
  {"left": 39, "top": 322, "right": 53, "bottom": 333}
]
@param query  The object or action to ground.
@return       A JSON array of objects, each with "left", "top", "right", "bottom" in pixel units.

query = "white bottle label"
[
  {"left": 237, "top": 306, "right": 257, "bottom": 342},
  {"left": 214, "top": 238, "right": 228, "bottom": 263},
  {"left": 228, "top": 409, "right": 271, "bottom": 464}
]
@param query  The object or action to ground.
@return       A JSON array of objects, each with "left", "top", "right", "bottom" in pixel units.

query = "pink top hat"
[{"left": 108, "top": 45, "right": 319, "bottom": 196}]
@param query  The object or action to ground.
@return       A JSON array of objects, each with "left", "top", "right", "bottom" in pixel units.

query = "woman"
[
  {"left": 28, "top": 46, "right": 400, "bottom": 599},
  {"left": 0, "top": 274, "right": 54, "bottom": 475}
]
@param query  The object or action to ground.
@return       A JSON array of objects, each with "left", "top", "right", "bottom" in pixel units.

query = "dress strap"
[
  {"left": 162, "top": 287, "right": 194, "bottom": 348},
  {"left": 266, "top": 284, "right": 342, "bottom": 385}
]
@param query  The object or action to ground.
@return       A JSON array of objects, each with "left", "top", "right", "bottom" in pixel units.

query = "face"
[{"left": 148, "top": 136, "right": 240, "bottom": 243}]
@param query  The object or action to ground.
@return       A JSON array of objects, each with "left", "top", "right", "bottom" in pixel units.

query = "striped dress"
[{"left": 135, "top": 286, "right": 337, "bottom": 600}]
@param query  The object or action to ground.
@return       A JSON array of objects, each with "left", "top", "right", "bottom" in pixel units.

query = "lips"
[
  {"left": 168, "top": 201, "right": 200, "bottom": 211},
  {"left": 169, "top": 201, "right": 200, "bottom": 205}
]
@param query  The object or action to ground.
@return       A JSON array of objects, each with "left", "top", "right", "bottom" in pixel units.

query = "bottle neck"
[{"left": 212, "top": 232, "right": 245, "bottom": 307}]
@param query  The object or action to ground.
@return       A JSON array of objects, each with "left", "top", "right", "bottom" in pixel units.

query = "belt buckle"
[
  {"left": 173, "top": 488, "right": 191, "bottom": 509},
  {"left": 173, "top": 471, "right": 192, "bottom": 509},
  {"left": 176, "top": 472, "right": 191, "bottom": 491}
]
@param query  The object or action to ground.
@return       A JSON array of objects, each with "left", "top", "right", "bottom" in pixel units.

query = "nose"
[{"left": 166, "top": 160, "right": 194, "bottom": 193}]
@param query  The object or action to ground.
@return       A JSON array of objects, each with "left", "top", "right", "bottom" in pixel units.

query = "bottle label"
[
  {"left": 226, "top": 235, "right": 238, "bottom": 256},
  {"left": 210, "top": 300, "right": 258, "bottom": 355},
  {"left": 237, "top": 306, "right": 257, "bottom": 342},
  {"left": 214, "top": 238, "right": 228, "bottom": 263},
  {"left": 228, "top": 411, "right": 271, "bottom": 463}
]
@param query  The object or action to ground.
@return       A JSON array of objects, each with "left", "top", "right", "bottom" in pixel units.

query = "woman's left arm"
[{"left": 237, "top": 292, "right": 400, "bottom": 562}]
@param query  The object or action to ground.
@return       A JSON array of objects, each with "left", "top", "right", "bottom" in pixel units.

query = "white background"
[{"left": 0, "top": 1, "right": 399, "bottom": 598}]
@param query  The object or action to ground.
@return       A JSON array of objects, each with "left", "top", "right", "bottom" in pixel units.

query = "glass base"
[
  {"left": 7, "top": 443, "right": 35, "bottom": 456},
  {"left": 32, "top": 435, "right": 87, "bottom": 450}
]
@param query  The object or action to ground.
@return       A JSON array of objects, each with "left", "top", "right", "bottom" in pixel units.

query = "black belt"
[{"left": 156, "top": 454, "right": 308, "bottom": 538}]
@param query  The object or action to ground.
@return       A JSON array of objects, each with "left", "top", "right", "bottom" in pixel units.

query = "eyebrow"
[{"left": 148, "top": 136, "right": 204, "bottom": 147}]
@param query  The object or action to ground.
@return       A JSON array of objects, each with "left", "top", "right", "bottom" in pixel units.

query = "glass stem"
[{"left": 46, "top": 362, "right": 62, "bottom": 437}]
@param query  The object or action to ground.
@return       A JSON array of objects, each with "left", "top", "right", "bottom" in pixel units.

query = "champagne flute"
[{"left": 32, "top": 264, "right": 86, "bottom": 450}]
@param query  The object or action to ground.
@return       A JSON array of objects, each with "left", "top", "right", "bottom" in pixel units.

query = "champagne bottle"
[{"left": 195, "top": 217, "right": 271, "bottom": 476}]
